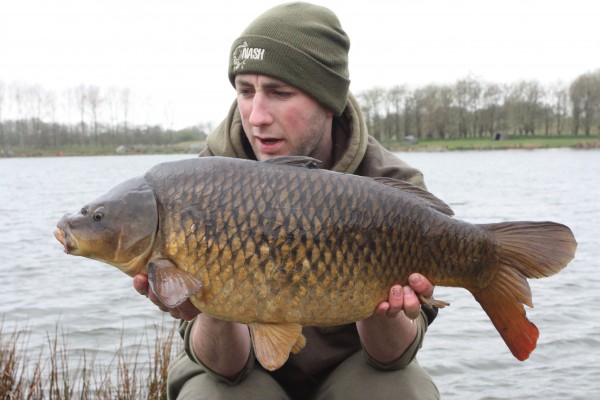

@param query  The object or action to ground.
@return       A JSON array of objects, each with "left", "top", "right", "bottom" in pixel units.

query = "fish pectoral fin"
[
  {"left": 249, "top": 323, "right": 305, "bottom": 371},
  {"left": 147, "top": 259, "right": 202, "bottom": 308}
]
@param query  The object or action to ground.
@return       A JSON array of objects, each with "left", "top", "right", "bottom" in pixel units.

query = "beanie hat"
[{"left": 228, "top": 2, "right": 351, "bottom": 115}]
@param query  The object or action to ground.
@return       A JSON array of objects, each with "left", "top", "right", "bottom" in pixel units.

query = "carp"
[{"left": 54, "top": 156, "right": 576, "bottom": 370}]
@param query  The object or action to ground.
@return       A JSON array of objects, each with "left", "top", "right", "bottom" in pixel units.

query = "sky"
[{"left": 1, "top": 0, "right": 599, "bottom": 129}]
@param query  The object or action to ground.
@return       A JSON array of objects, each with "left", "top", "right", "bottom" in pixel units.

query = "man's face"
[{"left": 235, "top": 74, "right": 334, "bottom": 164}]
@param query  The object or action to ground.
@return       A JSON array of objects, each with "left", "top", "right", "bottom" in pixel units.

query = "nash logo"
[{"left": 232, "top": 41, "right": 266, "bottom": 71}]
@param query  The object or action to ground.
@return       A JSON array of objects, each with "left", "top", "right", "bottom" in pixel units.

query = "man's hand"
[
  {"left": 373, "top": 273, "right": 435, "bottom": 320},
  {"left": 356, "top": 273, "right": 435, "bottom": 364},
  {"left": 133, "top": 274, "right": 200, "bottom": 321}
]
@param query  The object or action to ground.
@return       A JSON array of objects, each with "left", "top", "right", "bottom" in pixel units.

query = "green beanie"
[{"left": 228, "top": 2, "right": 351, "bottom": 115}]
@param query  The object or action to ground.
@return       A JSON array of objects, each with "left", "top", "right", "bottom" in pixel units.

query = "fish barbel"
[{"left": 54, "top": 156, "right": 577, "bottom": 370}]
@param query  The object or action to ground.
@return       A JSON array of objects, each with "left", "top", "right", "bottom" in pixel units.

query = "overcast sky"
[{"left": 1, "top": 0, "right": 599, "bottom": 129}]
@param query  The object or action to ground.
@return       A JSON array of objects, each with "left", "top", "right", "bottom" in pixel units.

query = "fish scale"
[
  {"left": 55, "top": 155, "right": 576, "bottom": 370},
  {"left": 157, "top": 160, "right": 456, "bottom": 324}
]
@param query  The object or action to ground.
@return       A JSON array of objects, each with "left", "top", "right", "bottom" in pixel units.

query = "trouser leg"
[
  {"left": 168, "top": 352, "right": 291, "bottom": 400},
  {"left": 312, "top": 352, "right": 440, "bottom": 400}
]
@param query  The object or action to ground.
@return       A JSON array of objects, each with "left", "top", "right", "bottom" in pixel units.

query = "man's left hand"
[{"left": 373, "top": 273, "right": 434, "bottom": 320}]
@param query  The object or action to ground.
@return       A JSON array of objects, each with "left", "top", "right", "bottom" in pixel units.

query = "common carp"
[{"left": 54, "top": 156, "right": 576, "bottom": 370}]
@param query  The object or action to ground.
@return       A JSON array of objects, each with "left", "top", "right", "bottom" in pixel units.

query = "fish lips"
[{"left": 54, "top": 217, "right": 78, "bottom": 254}]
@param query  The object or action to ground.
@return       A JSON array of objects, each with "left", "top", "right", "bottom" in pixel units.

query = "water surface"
[{"left": 1, "top": 149, "right": 598, "bottom": 399}]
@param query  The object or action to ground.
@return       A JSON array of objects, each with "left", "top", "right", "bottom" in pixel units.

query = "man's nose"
[{"left": 248, "top": 93, "right": 273, "bottom": 126}]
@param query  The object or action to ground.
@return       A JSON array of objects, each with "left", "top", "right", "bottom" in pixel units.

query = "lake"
[{"left": 1, "top": 149, "right": 598, "bottom": 399}]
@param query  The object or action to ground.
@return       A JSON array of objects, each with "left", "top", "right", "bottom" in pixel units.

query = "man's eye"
[
  {"left": 274, "top": 91, "right": 292, "bottom": 98},
  {"left": 238, "top": 88, "right": 254, "bottom": 96}
]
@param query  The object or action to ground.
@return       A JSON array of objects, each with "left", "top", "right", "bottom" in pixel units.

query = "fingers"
[
  {"left": 401, "top": 286, "right": 421, "bottom": 320},
  {"left": 373, "top": 284, "right": 422, "bottom": 320},
  {"left": 133, "top": 274, "right": 149, "bottom": 295},
  {"left": 385, "top": 286, "right": 404, "bottom": 318},
  {"left": 373, "top": 285, "right": 401, "bottom": 317},
  {"left": 408, "top": 273, "right": 435, "bottom": 298}
]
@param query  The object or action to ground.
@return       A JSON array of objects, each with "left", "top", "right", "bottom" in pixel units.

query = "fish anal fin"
[
  {"left": 374, "top": 177, "right": 454, "bottom": 216},
  {"left": 418, "top": 293, "right": 450, "bottom": 309},
  {"left": 147, "top": 259, "right": 203, "bottom": 308},
  {"left": 249, "top": 323, "right": 305, "bottom": 371}
]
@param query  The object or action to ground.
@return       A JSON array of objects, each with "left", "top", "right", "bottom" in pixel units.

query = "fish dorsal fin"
[
  {"left": 249, "top": 323, "right": 306, "bottom": 371},
  {"left": 374, "top": 177, "right": 454, "bottom": 216},
  {"left": 148, "top": 259, "right": 203, "bottom": 308},
  {"left": 262, "top": 156, "right": 321, "bottom": 169}
]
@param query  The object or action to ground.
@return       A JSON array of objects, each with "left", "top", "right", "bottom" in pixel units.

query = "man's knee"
[
  {"left": 314, "top": 352, "right": 439, "bottom": 400},
  {"left": 168, "top": 353, "right": 290, "bottom": 400}
]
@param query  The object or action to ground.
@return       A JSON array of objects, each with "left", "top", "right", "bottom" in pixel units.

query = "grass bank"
[
  {"left": 385, "top": 135, "right": 600, "bottom": 152},
  {"left": 2, "top": 136, "right": 599, "bottom": 158},
  {"left": 0, "top": 320, "right": 180, "bottom": 399},
  {"left": 0, "top": 141, "right": 206, "bottom": 158}
]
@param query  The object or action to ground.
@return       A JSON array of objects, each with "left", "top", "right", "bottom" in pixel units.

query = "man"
[{"left": 134, "top": 3, "right": 440, "bottom": 399}]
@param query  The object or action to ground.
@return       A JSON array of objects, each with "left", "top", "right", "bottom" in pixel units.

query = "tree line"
[
  {"left": 357, "top": 69, "right": 600, "bottom": 142},
  {"left": 0, "top": 82, "right": 210, "bottom": 152},
  {"left": 1, "top": 69, "right": 599, "bottom": 152}
]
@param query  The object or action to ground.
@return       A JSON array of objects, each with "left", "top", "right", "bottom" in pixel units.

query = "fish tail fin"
[{"left": 473, "top": 221, "right": 577, "bottom": 361}]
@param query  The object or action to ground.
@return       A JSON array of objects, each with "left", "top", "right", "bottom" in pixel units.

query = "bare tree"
[
  {"left": 420, "top": 84, "right": 453, "bottom": 139},
  {"left": 0, "top": 80, "right": 5, "bottom": 148},
  {"left": 121, "top": 88, "right": 131, "bottom": 138},
  {"left": 454, "top": 76, "right": 482, "bottom": 137},
  {"left": 105, "top": 86, "right": 121, "bottom": 136},
  {"left": 408, "top": 89, "right": 426, "bottom": 139},
  {"left": 481, "top": 82, "right": 504, "bottom": 137},
  {"left": 10, "top": 82, "right": 27, "bottom": 147},
  {"left": 523, "top": 81, "right": 542, "bottom": 135},
  {"left": 71, "top": 85, "right": 87, "bottom": 142},
  {"left": 549, "top": 81, "right": 569, "bottom": 135},
  {"left": 570, "top": 70, "right": 600, "bottom": 136},
  {"left": 386, "top": 85, "right": 408, "bottom": 141},
  {"left": 86, "top": 85, "right": 103, "bottom": 141},
  {"left": 357, "top": 87, "right": 386, "bottom": 141}
]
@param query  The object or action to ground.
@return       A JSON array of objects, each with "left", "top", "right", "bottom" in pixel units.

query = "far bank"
[
  {"left": 1, "top": 135, "right": 599, "bottom": 158},
  {"left": 385, "top": 135, "right": 600, "bottom": 152}
]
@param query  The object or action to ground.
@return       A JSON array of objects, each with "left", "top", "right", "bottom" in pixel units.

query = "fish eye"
[
  {"left": 81, "top": 207, "right": 89, "bottom": 216},
  {"left": 93, "top": 211, "right": 104, "bottom": 222}
]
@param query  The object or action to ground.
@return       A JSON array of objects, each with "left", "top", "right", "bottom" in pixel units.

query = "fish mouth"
[{"left": 54, "top": 227, "right": 75, "bottom": 254}]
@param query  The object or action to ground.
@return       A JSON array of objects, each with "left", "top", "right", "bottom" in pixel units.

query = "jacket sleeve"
[
  {"left": 174, "top": 319, "right": 255, "bottom": 385},
  {"left": 355, "top": 136, "right": 427, "bottom": 189},
  {"left": 362, "top": 310, "right": 429, "bottom": 371}
]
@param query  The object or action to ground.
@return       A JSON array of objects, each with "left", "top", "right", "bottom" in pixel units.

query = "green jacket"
[{"left": 172, "top": 93, "right": 432, "bottom": 394}]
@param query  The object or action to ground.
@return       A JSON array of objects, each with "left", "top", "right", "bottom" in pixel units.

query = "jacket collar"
[{"left": 205, "top": 92, "right": 368, "bottom": 174}]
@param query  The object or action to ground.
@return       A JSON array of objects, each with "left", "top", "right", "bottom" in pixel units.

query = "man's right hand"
[{"left": 133, "top": 274, "right": 201, "bottom": 321}]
